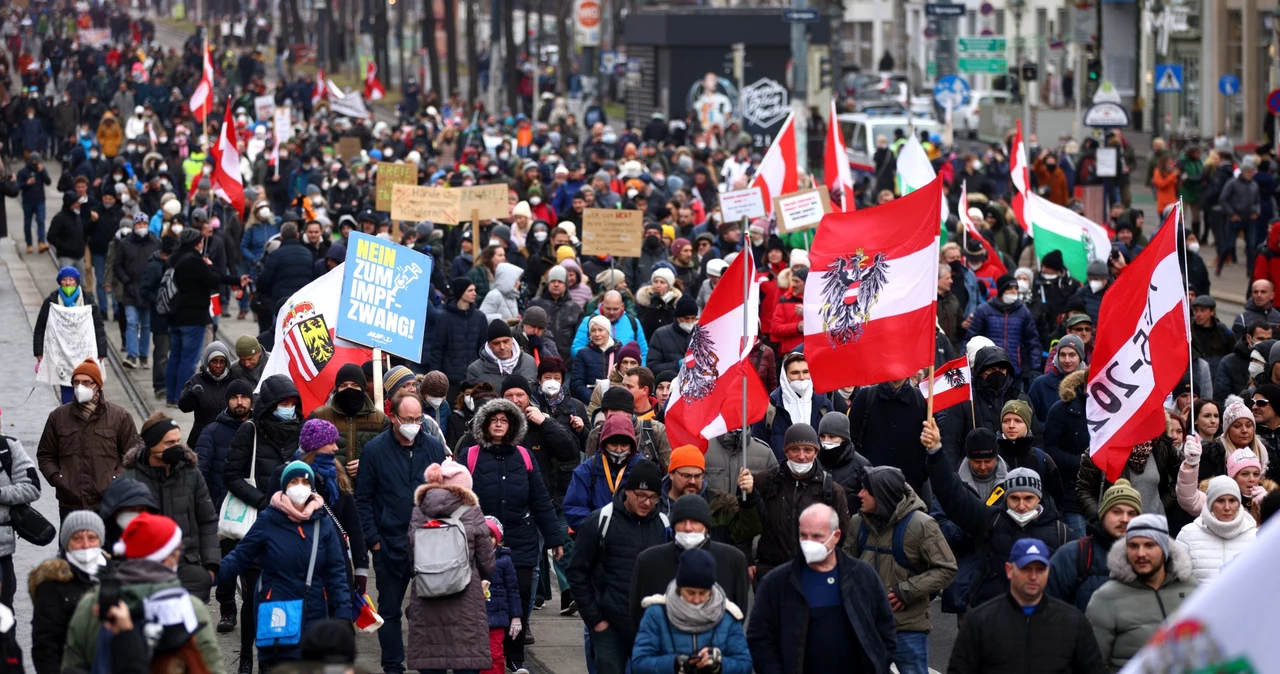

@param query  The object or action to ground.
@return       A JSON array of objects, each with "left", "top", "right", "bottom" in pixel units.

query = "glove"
[
  {"left": 1183, "top": 435, "right": 1202, "bottom": 467},
  {"left": 192, "top": 384, "right": 205, "bottom": 397},
  {"left": 354, "top": 575, "right": 368, "bottom": 596},
  {"left": 508, "top": 617, "right": 523, "bottom": 640},
  {"left": 662, "top": 291, "right": 675, "bottom": 303},
  {"left": 1249, "top": 484, "right": 1268, "bottom": 503}
]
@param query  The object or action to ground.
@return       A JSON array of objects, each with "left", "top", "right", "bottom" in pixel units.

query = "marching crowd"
[{"left": 1, "top": 2, "right": 1280, "bottom": 674}]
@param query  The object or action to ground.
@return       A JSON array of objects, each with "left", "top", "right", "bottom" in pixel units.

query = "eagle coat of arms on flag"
[
  {"left": 679, "top": 325, "right": 720, "bottom": 402},
  {"left": 282, "top": 301, "right": 336, "bottom": 381},
  {"left": 819, "top": 248, "right": 890, "bottom": 346}
]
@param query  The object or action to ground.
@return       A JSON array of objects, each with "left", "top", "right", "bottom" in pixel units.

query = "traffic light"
[
  {"left": 1087, "top": 58, "right": 1102, "bottom": 82},
  {"left": 819, "top": 55, "right": 833, "bottom": 90}
]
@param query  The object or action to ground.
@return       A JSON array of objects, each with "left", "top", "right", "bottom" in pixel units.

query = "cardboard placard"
[
  {"left": 253, "top": 95, "right": 275, "bottom": 122},
  {"left": 774, "top": 189, "right": 831, "bottom": 234},
  {"left": 720, "top": 187, "right": 767, "bottom": 222},
  {"left": 1095, "top": 147, "right": 1118, "bottom": 177},
  {"left": 375, "top": 164, "right": 419, "bottom": 212},
  {"left": 336, "top": 136, "right": 363, "bottom": 162},
  {"left": 273, "top": 108, "right": 293, "bottom": 142},
  {"left": 582, "top": 209, "right": 644, "bottom": 258},
  {"left": 391, "top": 185, "right": 460, "bottom": 223},
  {"left": 457, "top": 183, "right": 509, "bottom": 220}
]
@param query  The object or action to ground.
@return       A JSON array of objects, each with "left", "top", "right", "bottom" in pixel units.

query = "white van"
[{"left": 835, "top": 114, "right": 940, "bottom": 177}]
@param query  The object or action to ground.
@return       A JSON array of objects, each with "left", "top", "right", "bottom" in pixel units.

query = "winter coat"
[
  {"left": 940, "top": 347, "right": 1037, "bottom": 466},
  {"left": 1074, "top": 282, "right": 1109, "bottom": 326},
  {"left": 32, "top": 288, "right": 108, "bottom": 360},
  {"left": 966, "top": 298, "right": 1043, "bottom": 376},
  {"left": 570, "top": 340, "right": 621, "bottom": 403},
  {"left": 746, "top": 553, "right": 897, "bottom": 674},
  {"left": 37, "top": 394, "right": 140, "bottom": 510},
  {"left": 1219, "top": 175, "right": 1261, "bottom": 219},
  {"left": 1027, "top": 369, "right": 1065, "bottom": 423},
  {"left": 485, "top": 547, "right": 522, "bottom": 628},
  {"left": 353, "top": 427, "right": 447, "bottom": 575},
  {"left": 1076, "top": 438, "right": 1180, "bottom": 522},
  {"left": 530, "top": 290, "right": 584, "bottom": 358},
  {"left": 634, "top": 285, "right": 680, "bottom": 339},
  {"left": 140, "top": 252, "right": 170, "bottom": 333},
  {"left": 927, "top": 448, "right": 1073, "bottom": 608},
  {"left": 1214, "top": 339, "right": 1253, "bottom": 405},
  {"left": 771, "top": 290, "right": 805, "bottom": 353},
  {"left": 28, "top": 556, "right": 96, "bottom": 674},
  {"left": 947, "top": 592, "right": 1107, "bottom": 674},
  {"left": 1043, "top": 369, "right": 1090, "bottom": 516},
  {"left": 998, "top": 435, "right": 1066, "bottom": 513},
  {"left": 566, "top": 486, "right": 671, "bottom": 634},
  {"left": 818, "top": 440, "right": 871, "bottom": 509},
  {"left": 194, "top": 410, "right": 244, "bottom": 510},
  {"left": 223, "top": 376, "right": 303, "bottom": 511},
  {"left": 178, "top": 343, "right": 236, "bottom": 446},
  {"left": 113, "top": 232, "right": 160, "bottom": 306},
  {"left": 428, "top": 299, "right": 490, "bottom": 384},
  {"left": 47, "top": 201, "right": 87, "bottom": 260},
  {"left": 844, "top": 484, "right": 958, "bottom": 632},
  {"left": 167, "top": 245, "right": 222, "bottom": 327},
  {"left": 703, "top": 432, "right": 778, "bottom": 496},
  {"left": 571, "top": 310, "right": 649, "bottom": 362},
  {"left": 563, "top": 443, "right": 646, "bottom": 530},
  {"left": 213, "top": 498, "right": 351, "bottom": 660},
  {"left": 1175, "top": 501, "right": 1258, "bottom": 582},
  {"left": 0, "top": 437, "right": 40, "bottom": 557},
  {"left": 62, "top": 560, "right": 225, "bottom": 673},
  {"left": 240, "top": 220, "right": 280, "bottom": 270},
  {"left": 632, "top": 597, "right": 752, "bottom": 674},
  {"left": 405, "top": 482, "right": 495, "bottom": 671},
  {"left": 1086, "top": 540, "right": 1198, "bottom": 671},
  {"left": 583, "top": 415, "right": 673, "bottom": 470},
  {"left": 257, "top": 238, "right": 315, "bottom": 312},
  {"left": 122, "top": 445, "right": 220, "bottom": 570},
  {"left": 17, "top": 165, "right": 51, "bottom": 206},
  {"left": 308, "top": 398, "right": 387, "bottom": 467},
  {"left": 1230, "top": 298, "right": 1280, "bottom": 338},
  {"left": 647, "top": 323, "right": 691, "bottom": 378},
  {"left": 849, "top": 382, "right": 930, "bottom": 494},
  {"left": 479, "top": 262, "right": 524, "bottom": 322},
  {"left": 752, "top": 388, "right": 832, "bottom": 462},
  {"left": 465, "top": 346, "right": 539, "bottom": 392},
  {"left": 628, "top": 540, "right": 751, "bottom": 631},
  {"left": 752, "top": 462, "right": 851, "bottom": 577},
  {"left": 1046, "top": 522, "right": 1121, "bottom": 613}
]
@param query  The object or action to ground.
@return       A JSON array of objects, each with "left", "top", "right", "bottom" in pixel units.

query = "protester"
[
  {"left": 1175, "top": 475, "right": 1259, "bottom": 582},
  {"left": 32, "top": 268, "right": 108, "bottom": 404},
  {"left": 177, "top": 340, "right": 234, "bottom": 443},
  {"left": 307, "top": 363, "right": 387, "bottom": 475},
  {"left": 754, "top": 353, "right": 831, "bottom": 460},
  {"left": 1046, "top": 479, "right": 1142, "bottom": 612}
]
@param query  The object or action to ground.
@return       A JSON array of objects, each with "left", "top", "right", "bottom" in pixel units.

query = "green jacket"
[
  {"left": 843, "top": 485, "right": 958, "bottom": 633},
  {"left": 62, "top": 560, "right": 225, "bottom": 674},
  {"left": 1178, "top": 154, "right": 1206, "bottom": 203}
]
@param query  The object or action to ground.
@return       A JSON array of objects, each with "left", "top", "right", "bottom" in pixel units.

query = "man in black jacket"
[
  {"left": 166, "top": 229, "right": 241, "bottom": 408},
  {"left": 628, "top": 494, "right": 750, "bottom": 629},
  {"left": 817, "top": 412, "right": 871, "bottom": 510},
  {"left": 177, "top": 341, "right": 235, "bottom": 446},
  {"left": 114, "top": 214, "right": 160, "bottom": 369},
  {"left": 427, "top": 278, "right": 489, "bottom": 398},
  {"left": 647, "top": 295, "right": 697, "bottom": 378},
  {"left": 257, "top": 221, "right": 315, "bottom": 318},
  {"left": 566, "top": 459, "right": 669, "bottom": 674},
  {"left": 849, "top": 379, "right": 929, "bottom": 497},
  {"left": 941, "top": 346, "right": 1037, "bottom": 466},
  {"left": 47, "top": 192, "right": 86, "bottom": 274},
  {"left": 948, "top": 538, "right": 1105, "bottom": 674}
]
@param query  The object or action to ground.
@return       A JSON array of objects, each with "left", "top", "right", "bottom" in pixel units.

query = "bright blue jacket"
[
  {"left": 631, "top": 600, "right": 753, "bottom": 674},
  {"left": 965, "top": 299, "right": 1042, "bottom": 377},
  {"left": 552, "top": 178, "right": 585, "bottom": 215},
  {"left": 570, "top": 311, "right": 649, "bottom": 363},
  {"left": 563, "top": 450, "right": 644, "bottom": 530},
  {"left": 354, "top": 428, "right": 447, "bottom": 574}
]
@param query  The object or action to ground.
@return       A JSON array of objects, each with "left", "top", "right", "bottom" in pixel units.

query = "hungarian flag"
[
  {"left": 919, "top": 355, "right": 971, "bottom": 412},
  {"left": 804, "top": 177, "right": 942, "bottom": 390},
  {"left": 748, "top": 111, "right": 798, "bottom": 213},
  {"left": 364, "top": 61, "right": 386, "bottom": 101},
  {"left": 1024, "top": 192, "right": 1112, "bottom": 283},
  {"left": 665, "top": 247, "right": 769, "bottom": 451},
  {"left": 189, "top": 47, "right": 214, "bottom": 122},
  {"left": 258, "top": 265, "right": 374, "bottom": 414},
  {"left": 959, "top": 183, "right": 1006, "bottom": 296},
  {"left": 895, "top": 134, "right": 949, "bottom": 236},
  {"left": 824, "top": 100, "right": 854, "bottom": 212},
  {"left": 1009, "top": 120, "right": 1032, "bottom": 234},
  {"left": 1085, "top": 205, "right": 1190, "bottom": 482},
  {"left": 210, "top": 101, "right": 245, "bottom": 215},
  {"left": 312, "top": 68, "right": 326, "bottom": 106}
]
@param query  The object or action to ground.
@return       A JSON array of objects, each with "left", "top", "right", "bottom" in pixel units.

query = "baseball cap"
[{"left": 1009, "top": 538, "right": 1051, "bottom": 568}]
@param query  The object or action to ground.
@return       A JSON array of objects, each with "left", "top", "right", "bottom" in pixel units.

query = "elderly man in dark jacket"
[
  {"left": 121, "top": 413, "right": 220, "bottom": 601},
  {"left": 748, "top": 502, "right": 897, "bottom": 674},
  {"left": 428, "top": 278, "right": 490, "bottom": 396},
  {"left": 177, "top": 341, "right": 235, "bottom": 446},
  {"left": 646, "top": 295, "right": 698, "bottom": 377},
  {"left": 257, "top": 221, "right": 315, "bottom": 316}
]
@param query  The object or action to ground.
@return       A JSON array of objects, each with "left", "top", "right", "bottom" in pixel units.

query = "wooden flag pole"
[
  {"left": 926, "top": 363, "right": 936, "bottom": 418},
  {"left": 471, "top": 208, "right": 481, "bottom": 261},
  {"left": 373, "top": 347, "right": 385, "bottom": 412}
]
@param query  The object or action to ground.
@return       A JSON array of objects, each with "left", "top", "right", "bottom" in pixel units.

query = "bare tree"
[
  {"left": 450, "top": 0, "right": 463, "bottom": 95},
  {"left": 503, "top": 0, "right": 518, "bottom": 113},
  {"left": 464, "top": 0, "right": 478, "bottom": 100},
  {"left": 422, "top": 0, "right": 443, "bottom": 93},
  {"left": 556, "top": 0, "right": 571, "bottom": 94}
]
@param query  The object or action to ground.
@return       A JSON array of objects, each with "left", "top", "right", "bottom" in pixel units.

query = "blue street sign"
[
  {"left": 925, "top": 3, "right": 966, "bottom": 16},
  {"left": 1219, "top": 74, "right": 1240, "bottom": 97},
  {"left": 933, "top": 74, "right": 971, "bottom": 111},
  {"left": 337, "top": 232, "right": 434, "bottom": 361},
  {"left": 1154, "top": 65, "right": 1182, "bottom": 93},
  {"left": 782, "top": 8, "right": 821, "bottom": 22}
]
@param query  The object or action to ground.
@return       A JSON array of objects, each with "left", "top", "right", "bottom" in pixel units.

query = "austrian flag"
[
  {"left": 919, "top": 355, "right": 972, "bottom": 412},
  {"left": 803, "top": 177, "right": 942, "bottom": 391}
]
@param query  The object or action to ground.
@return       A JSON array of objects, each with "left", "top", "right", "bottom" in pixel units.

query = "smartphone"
[{"left": 98, "top": 572, "right": 121, "bottom": 624}]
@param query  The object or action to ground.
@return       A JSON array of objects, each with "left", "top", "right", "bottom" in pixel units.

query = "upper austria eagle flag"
[
  {"left": 665, "top": 246, "right": 769, "bottom": 452},
  {"left": 1085, "top": 205, "right": 1190, "bottom": 482},
  {"left": 803, "top": 177, "right": 942, "bottom": 391}
]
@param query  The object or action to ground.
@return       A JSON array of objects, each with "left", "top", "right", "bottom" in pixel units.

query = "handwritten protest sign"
[
  {"left": 336, "top": 137, "right": 363, "bottom": 161},
  {"left": 391, "top": 185, "right": 460, "bottom": 223},
  {"left": 720, "top": 187, "right": 767, "bottom": 222},
  {"left": 582, "top": 209, "right": 643, "bottom": 257},
  {"left": 376, "top": 164, "right": 418, "bottom": 212},
  {"left": 458, "top": 184, "right": 509, "bottom": 220},
  {"left": 774, "top": 189, "right": 831, "bottom": 234}
]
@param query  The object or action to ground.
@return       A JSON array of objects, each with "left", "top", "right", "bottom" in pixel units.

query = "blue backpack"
[{"left": 855, "top": 510, "right": 917, "bottom": 574}]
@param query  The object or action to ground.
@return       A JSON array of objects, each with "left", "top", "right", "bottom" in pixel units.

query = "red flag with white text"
[
  {"left": 665, "top": 248, "right": 769, "bottom": 452},
  {"left": 748, "top": 111, "right": 798, "bottom": 213},
  {"left": 824, "top": 100, "right": 855, "bottom": 212},
  {"left": 918, "top": 355, "right": 972, "bottom": 412},
  {"left": 1085, "top": 205, "right": 1190, "bottom": 482},
  {"left": 803, "top": 178, "right": 942, "bottom": 391}
]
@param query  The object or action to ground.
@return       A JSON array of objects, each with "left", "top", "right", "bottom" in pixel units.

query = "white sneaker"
[{"left": 122, "top": 356, "right": 138, "bottom": 369}]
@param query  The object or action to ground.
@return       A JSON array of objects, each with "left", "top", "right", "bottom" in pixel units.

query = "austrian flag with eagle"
[
  {"left": 803, "top": 177, "right": 943, "bottom": 391},
  {"left": 918, "top": 355, "right": 972, "bottom": 412}
]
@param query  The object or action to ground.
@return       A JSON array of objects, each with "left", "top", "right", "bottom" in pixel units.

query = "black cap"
[
  {"left": 226, "top": 379, "right": 254, "bottom": 402},
  {"left": 623, "top": 459, "right": 663, "bottom": 492},
  {"left": 487, "top": 319, "right": 513, "bottom": 342},
  {"left": 501, "top": 374, "right": 531, "bottom": 397},
  {"left": 965, "top": 428, "right": 998, "bottom": 460},
  {"left": 449, "top": 277, "right": 474, "bottom": 301},
  {"left": 602, "top": 386, "right": 634, "bottom": 414}
]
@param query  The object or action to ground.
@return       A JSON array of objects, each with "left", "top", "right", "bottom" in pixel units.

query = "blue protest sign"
[{"left": 337, "top": 232, "right": 433, "bottom": 361}]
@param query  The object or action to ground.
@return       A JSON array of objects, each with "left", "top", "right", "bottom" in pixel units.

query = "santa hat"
[{"left": 113, "top": 512, "right": 183, "bottom": 562}]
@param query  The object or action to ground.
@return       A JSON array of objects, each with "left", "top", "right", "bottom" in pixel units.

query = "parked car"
[{"left": 960, "top": 90, "right": 1013, "bottom": 138}]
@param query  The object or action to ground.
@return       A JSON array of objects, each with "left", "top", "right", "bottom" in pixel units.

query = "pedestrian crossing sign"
[{"left": 1155, "top": 65, "right": 1183, "bottom": 93}]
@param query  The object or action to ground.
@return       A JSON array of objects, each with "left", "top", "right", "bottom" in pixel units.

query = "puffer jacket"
[
  {"left": 1175, "top": 501, "right": 1258, "bottom": 582},
  {"left": 194, "top": 410, "right": 244, "bottom": 510},
  {"left": 1045, "top": 520, "right": 1119, "bottom": 613},
  {"left": 1213, "top": 337, "right": 1254, "bottom": 405},
  {"left": 427, "top": 299, "right": 490, "bottom": 383},
  {"left": 479, "top": 262, "right": 524, "bottom": 322},
  {"left": 257, "top": 237, "right": 316, "bottom": 312},
  {"left": 37, "top": 392, "right": 140, "bottom": 511},
  {"left": 634, "top": 285, "right": 680, "bottom": 339},
  {"left": 752, "top": 462, "right": 851, "bottom": 577},
  {"left": 121, "top": 445, "right": 220, "bottom": 570},
  {"left": 308, "top": 395, "right": 387, "bottom": 467},
  {"left": 112, "top": 232, "right": 161, "bottom": 307},
  {"left": 223, "top": 375, "right": 302, "bottom": 511},
  {"left": 456, "top": 399, "right": 564, "bottom": 567},
  {"left": 178, "top": 341, "right": 235, "bottom": 446},
  {"left": 28, "top": 556, "right": 96, "bottom": 674},
  {"left": 405, "top": 482, "right": 495, "bottom": 671},
  {"left": 843, "top": 484, "right": 958, "bottom": 632},
  {"left": 530, "top": 289, "right": 584, "bottom": 358},
  {"left": 646, "top": 323, "right": 691, "bottom": 378},
  {"left": 1043, "top": 369, "right": 1089, "bottom": 517},
  {"left": 485, "top": 547, "right": 522, "bottom": 628},
  {"left": 632, "top": 596, "right": 752, "bottom": 674},
  {"left": 566, "top": 484, "right": 671, "bottom": 634},
  {"left": 1086, "top": 540, "right": 1198, "bottom": 671},
  {"left": 570, "top": 340, "right": 621, "bottom": 403},
  {"left": 0, "top": 437, "right": 40, "bottom": 557},
  {"left": 966, "top": 297, "right": 1042, "bottom": 376}
]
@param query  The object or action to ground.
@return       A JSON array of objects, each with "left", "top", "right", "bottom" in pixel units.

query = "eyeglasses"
[
  {"left": 398, "top": 416, "right": 425, "bottom": 424},
  {"left": 1069, "top": 326, "right": 1094, "bottom": 334},
  {"left": 1252, "top": 398, "right": 1270, "bottom": 408},
  {"left": 673, "top": 471, "right": 705, "bottom": 481},
  {"left": 632, "top": 492, "right": 660, "bottom": 505}
]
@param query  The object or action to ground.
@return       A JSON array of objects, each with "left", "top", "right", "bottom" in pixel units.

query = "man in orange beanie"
[{"left": 658, "top": 444, "right": 762, "bottom": 549}]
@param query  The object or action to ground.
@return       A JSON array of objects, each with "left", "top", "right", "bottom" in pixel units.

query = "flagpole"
[
  {"left": 740, "top": 216, "right": 751, "bottom": 503},
  {"left": 203, "top": 34, "right": 209, "bottom": 142},
  {"left": 1179, "top": 198, "right": 1193, "bottom": 404},
  {"left": 926, "top": 363, "right": 936, "bottom": 418}
]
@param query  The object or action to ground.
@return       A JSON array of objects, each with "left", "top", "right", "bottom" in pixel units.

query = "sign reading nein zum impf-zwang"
[{"left": 337, "top": 232, "right": 434, "bottom": 361}]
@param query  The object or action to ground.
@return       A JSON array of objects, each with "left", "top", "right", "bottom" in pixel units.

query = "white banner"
[{"left": 36, "top": 305, "right": 102, "bottom": 388}]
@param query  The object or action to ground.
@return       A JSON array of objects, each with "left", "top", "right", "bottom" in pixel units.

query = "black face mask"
[
  {"left": 645, "top": 235, "right": 662, "bottom": 250},
  {"left": 983, "top": 371, "right": 1008, "bottom": 391},
  {"left": 160, "top": 446, "right": 185, "bottom": 466},
  {"left": 334, "top": 388, "right": 366, "bottom": 416}
]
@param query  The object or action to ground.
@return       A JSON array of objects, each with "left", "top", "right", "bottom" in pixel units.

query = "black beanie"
[
  {"left": 299, "top": 618, "right": 357, "bottom": 664},
  {"left": 487, "top": 319, "right": 513, "bottom": 342},
  {"left": 669, "top": 494, "right": 712, "bottom": 530},
  {"left": 450, "top": 276, "right": 474, "bottom": 301},
  {"left": 675, "top": 294, "right": 699, "bottom": 318},
  {"left": 602, "top": 386, "right": 634, "bottom": 414},
  {"left": 360, "top": 360, "right": 375, "bottom": 385},
  {"left": 966, "top": 427, "right": 998, "bottom": 459},
  {"left": 335, "top": 362, "right": 366, "bottom": 389},
  {"left": 501, "top": 374, "right": 531, "bottom": 397},
  {"left": 1041, "top": 249, "right": 1065, "bottom": 273},
  {"left": 226, "top": 379, "right": 254, "bottom": 402},
  {"left": 675, "top": 547, "right": 716, "bottom": 590},
  {"left": 623, "top": 459, "right": 663, "bottom": 492},
  {"left": 783, "top": 423, "right": 820, "bottom": 451}
]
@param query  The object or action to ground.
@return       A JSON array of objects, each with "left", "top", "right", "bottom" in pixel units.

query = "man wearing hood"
[
  {"left": 845, "top": 466, "right": 957, "bottom": 674},
  {"left": 47, "top": 191, "right": 88, "bottom": 275},
  {"left": 702, "top": 428, "right": 778, "bottom": 496},
  {"left": 940, "top": 346, "right": 1038, "bottom": 466},
  {"left": 1047, "top": 479, "right": 1142, "bottom": 612},
  {"left": 966, "top": 274, "right": 1042, "bottom": 382},
  {"left": 849, "top": 376, "right": 929, "bottom": 497},
  {"left": 121, "top": 413, "right": 220, "bottom": 601},
  {"left": 467, "top": 319, "right": 539, "bottom": 391},
  {"left": 1028, "top": 334, "right": 1085, "bottom": 423},
  {"left": 817, "top": 412, "right": 872, "bottom": 508},
  {"left": 307, "top": 363, "right": 387, "bottom": 477},
  {"left": 564, "top": 410, "right": 649, "bottom": 530},
  {"left": 177, "top": 341, "right": 235, "bottom": 446},
  {"left": 1214, "top": 321, "right": 1272, "bottom": 405},
  {"left": 1030, "top": 250, "right": 1082, "bottom": 346},
  {"left": 753, "top": 353, "right": 832, "bottom": 461},
  {"left": 1085, "top": 514, "right": 1197, "bottom": 671},
  {"left": 479, "top": 261, "right": 524, "bottom": 322}
]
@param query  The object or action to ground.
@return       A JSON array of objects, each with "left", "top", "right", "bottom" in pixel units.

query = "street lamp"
[{"left": 1011, "top": 0, "right": 1028, "bottom": 129}]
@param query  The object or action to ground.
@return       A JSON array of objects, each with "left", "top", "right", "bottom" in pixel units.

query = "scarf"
[
  {"left": 779, "top": 378, "right": 813, "bottom": 430},
  {"left": 60, "top": 286, "right": 83, "bottom": 307},
  {"left": 270, "top": 490, "right": 325, "bottom": 523},
  {"left": 663, "top": 580, "right": 726, "bottom": 635},
  {"left": 1128, "top": 441, "right": 1154, "bottom": 474},
  {"left": 300, "top": 450, "right": 341, "bottom": 504},
  {"left": 1198, "top": 499, "right": 1258, "bottom": 540},
  {"left": 484, "top": 341, "right": 523, "bottom": 375},
  {"left": 76, "top": 396, "right": 99, "bottom": 421},
  {"left": 544, "top": 384, "right": 568, "bottom": 410}
]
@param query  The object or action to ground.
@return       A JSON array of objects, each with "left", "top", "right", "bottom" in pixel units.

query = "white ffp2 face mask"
[
  {"left": 787, "top": 460, "right": 813, "bottom": 476},
  {"left": 74, "top": 385, "right": 94, "bottom": 404},
  {"left": 286, "top": 484, "right": 311, "bottom": 507},
  {"left": 789, "top": 379, "right": 813, "bottom": 397},
  {"left": 1089, "top": 280, "right": 1105, "bottom": 293},
  {"left": 1250, "top": 361, "right": 1266, "bottom": 378},
  {"left": 799, "top": 536, "right": 832, "bottom": 564},
  {"left": 66, "top": 548, "right": 106, "bottom": 577},
  {"left": 399, "top": 423, "right": 421, "bottom": 442},
  {"left": 540, "top": 380, "right": 561, "bottom": 397},
  {"left": 674, "top": 532, "right": 706, "bottom": 550}
]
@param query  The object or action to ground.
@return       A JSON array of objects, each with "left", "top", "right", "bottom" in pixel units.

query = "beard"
[{"left": 1133, "top": 558, "right": 1165, "bottom": 581}]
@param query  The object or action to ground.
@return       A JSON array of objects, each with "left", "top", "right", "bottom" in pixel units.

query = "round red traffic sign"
[
  {"left": 1269, "top": 89, "right": 1280, "bottom": 116},
  {"left": 578, "top": 0, "right": 601, "bottom": 28}
]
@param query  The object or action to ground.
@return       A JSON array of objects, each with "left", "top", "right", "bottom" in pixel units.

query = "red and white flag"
[
  {"left": 824, "top": 100, "right": 854, "bottom": 212},
  {"left": 1085, "top": 205, "right": 1190, "bottom": 482},
  {"left": 919, "top": 355, "right": 972, "bottom": 412},
  {"left": 749, "top": 111, "right": 799, "bottom": 213},
  {"left": 210, "top": 101, "right": 245, "bottom": 215},
  {"left": 665, "top": 248, "right": 769, "bottom": 452},
  {"left": 959, "top": 182, "right": 1007, "bottom": 296},
  {"left": 312, "top": 68, "right": 327, "bottom": 106},
  {"left": 1009, "top": 120, "right": 1032, "bottom": 234},
  {"left": 803, "top": 177, "right": 942, "bottom": 391},
  {"left": 364, "top": 62, "right": 386, "bottom": 101},
  {"left": 189, "top": 47, "right": 215, "bottom": 122}
]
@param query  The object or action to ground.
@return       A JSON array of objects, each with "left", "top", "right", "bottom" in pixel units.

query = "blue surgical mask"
[{"left": 274, "top": 406, "right": 297, "bottom": 421}]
